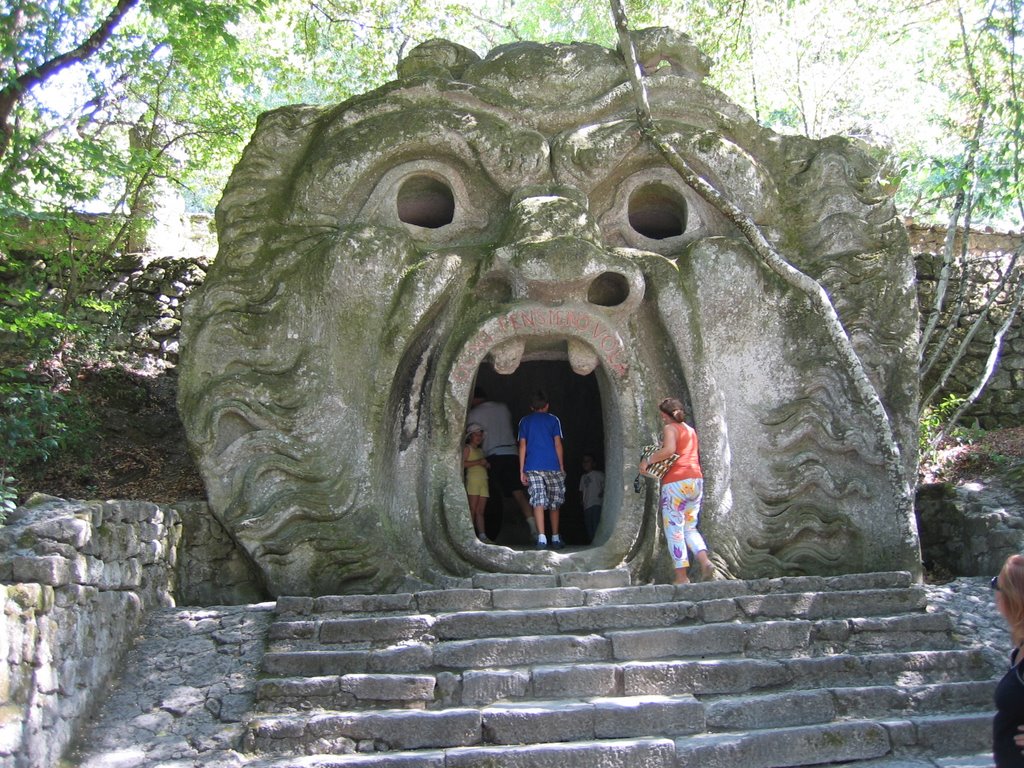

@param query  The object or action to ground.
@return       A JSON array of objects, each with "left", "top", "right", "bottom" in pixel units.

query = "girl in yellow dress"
[{"left": 463, "top": 424, "right": 491, "bottom": 543}]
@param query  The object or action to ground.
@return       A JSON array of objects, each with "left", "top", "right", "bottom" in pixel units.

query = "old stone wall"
[
  {"left": 910, "top": 222, "right": 1024, "bottom": 428},
  {"left": 96, "top": 213, "right": 214, "bottom": 365},
  {"left": 0, "top": 495, "right": 263, "bottom": 768}
]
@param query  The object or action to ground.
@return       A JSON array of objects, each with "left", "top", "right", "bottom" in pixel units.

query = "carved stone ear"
[
  {"left": 629, "top": 27, "right": 712, "bottom": 82},
  {"left": 397, "top": 39, "right": 481, "bottom": 80}
]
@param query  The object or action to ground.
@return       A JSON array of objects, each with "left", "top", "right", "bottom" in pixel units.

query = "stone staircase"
[{"left": 241, "top": 571, "right": 999, "bottom": 768}]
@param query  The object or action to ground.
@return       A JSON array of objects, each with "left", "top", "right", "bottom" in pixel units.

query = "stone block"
[
  {"left": 673, "top": 721, "right": 890, "bottom": 768},
  {"left": 591, "top": 694, "right": 704, "bottom": 737},
  {"left": 910, "top": 712, "right": 992, "bottom": 753},
  {"left": 832, "top": 685, "right": 913, "bottom": 719},
  {"left": 434, "top": 609, "right": 558, "bottom": 640},
  {"left": 416, "top": 589, "right": 492, "bottom": 613},
  {"left": 461, "top": 669, "right": 531, "bottom": 705},
  {"left": 705, "top": 689, "right": 835, "bottom": 729},
  {"left": 313, "top": 594, "right": 416, "bottom": 613},
  {"left": 482, "top": 700, "right": 595, "bottom": 744},
  {"left": 472, "top": 573, "right": 557, "bottom": 590},
  {"left": 0, "top": 719, "right": 22, "bottom": 758},
  {"left": 339, "top": 673, "right": 436, "bottom": 703},
  {"left": 5, "top": 583, "right": 49, "bottom": 611},
  {"left": 608, "top": 623, "right": 746, "bottom": 661},
  {"left": 622, "top": 658, "right": 790, "bottom": 696},
  {"left": 558, "top": 570, "right": 631, "bottom": 590},
  {"left": 444, "top": 737, "right": 677, "bottom": 768},
  {"left": 908, "top": 680, "right": 993, "bottom": 712},
  {"left": 262, "top": 651, "right": 374, "bottom": 677},
  {"left": 267, "top": 620, "right": 317, "bottom": 641},
  {"left": 308, "top": 708, "right": 482, "bottom": 750},
  {"left": 11, "top": 556, "right": 70, "bottom": 587},
  {"left": 29, "top": 516, "right": 91, "bottom": 549},
  {"left": 745, "top": 619, "right": 813, "bottom": 651},
  {"left": 583, "top": 585, "right": 676, "bottom": 606},
  {"left": 784, "top": 649, "right": 992, "bottom": 689},
  {"left": 434, "top": 634, "right": 611, "bottom": 669},
  {"left": 273, "top": 596, "right": 313, "bottom": 616},
  {"left": 83, "top": 556, "right": 105, "bottom": 587},
  {"left": 696, "top": 598, "right": 740, "bottom": 623},
  {"left": 554, "top": 602, "right": 695, "bottom": 633},
  {"left": 255, "top": 675, "right": 340, "bottom": 702},
  {"left": 531, "top": 663, "right": 620, "bottom": 699},
  {"left": 319, "top": 615, "right": 435, "bottom": 645},
  {"left": 492, "top": 587, "right": 585, "bottom": 610},
  {"left": 367, "top": 643, "right": 434, "bottom": 674}
]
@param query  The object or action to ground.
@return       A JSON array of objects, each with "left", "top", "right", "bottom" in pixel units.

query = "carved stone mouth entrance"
[
  {"left": 470, "top": 356, "right": 605, "bottom": 548},
  {"left": 440, "top": 311, "right": 639, "bottom": 576}
]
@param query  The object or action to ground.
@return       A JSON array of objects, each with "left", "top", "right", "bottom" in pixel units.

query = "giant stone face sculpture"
[{"left": 178, "top": 29, "right": 921, "bottom": 596}]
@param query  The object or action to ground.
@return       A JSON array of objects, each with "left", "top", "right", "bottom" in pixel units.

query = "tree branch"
[{"left": 0, "top": 0, "right": 141, "bottom": 161}]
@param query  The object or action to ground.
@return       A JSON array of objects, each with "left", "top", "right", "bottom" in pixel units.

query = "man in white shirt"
[{"left": 468, "top": 387, "right": 537, "bottom": 539}]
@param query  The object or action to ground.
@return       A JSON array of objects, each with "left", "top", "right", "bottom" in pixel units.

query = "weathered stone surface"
[
  {"left": 444, "top": 738, "right": 677, "bottom": 768},
  {"left": 674, "top": 722, "right": 891, "bottom": 768},
  {"left": 531, "top": 663, "right": 620, "bottom": 700},
  {"left": 461, "top": 669, "right": 531, "bottom": 706},
  {"left": 704, "top": 690, "right": 835, "bottom": 729},
  {"left": 433, "top": 635, "right": 611, "bottom": 669},
  {"left": 481, "top": 700, "right": 595, "bottom": 744},
  {"left": 0, "top": 496, "right": 281, "bottom": 768},
  {"left": 178, "top": 28, "right": 921, "bottom": 596},
  {"left": 591, "top": 694, "right": 704, "bottom": 738},
  {"left": 432, "top": 609, "right": 559, "bottom": 639}
]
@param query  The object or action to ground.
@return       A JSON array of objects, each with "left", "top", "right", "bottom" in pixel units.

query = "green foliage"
[
  {"left": 0, "top": 366, "right": 97, "bottom": 519},
  {"left": 919, "top": 392, "right": 970, "bottom": 460}
]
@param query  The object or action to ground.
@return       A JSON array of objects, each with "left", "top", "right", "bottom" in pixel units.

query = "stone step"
[
  {"left": 239, "top": 572, "right": 996, "bottom": 768},
  {"left": 673, "top": 713, "right": 992, "bottom": 768},
  {"left": 621, "top": 649, "right": 994, "bottom": 698},
  {"left": 672, "top": 719, "right": 907, "bottom": 768},
  {"left": 262, "top": 611, "right": 958, "bottom": 678},
  {"left": 273, "top": 571, "right": 916, "bottom": 619},
  {"left": 244, "top": 736, "right": 678, "bottom": 768},
  {"left": 260, "top": 638, "right": 990, "bottom": 691},
  {"left": 826, "top": 758, "right": 995, "bottom": 768},
  {"left": 266, "top": 588, "right": 933, "bottom": 652},
  {"left": 243, "top": 703, "right": 993, "bottom": 763},
  {"left": 256, "top": 667, "right": 992, "bottom": 716}
]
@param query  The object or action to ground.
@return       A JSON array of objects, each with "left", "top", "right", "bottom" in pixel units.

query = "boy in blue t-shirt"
[{"left": 518, "top": 390, "right": 566, "bottom": 550}]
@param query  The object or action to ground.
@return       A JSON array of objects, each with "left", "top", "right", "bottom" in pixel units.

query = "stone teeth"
[
  {"left": 491, "top": 338, "right": 526, "bottom": 374},
  {"left": 568, "top": 338, "right": 599, "bottom": 375}
]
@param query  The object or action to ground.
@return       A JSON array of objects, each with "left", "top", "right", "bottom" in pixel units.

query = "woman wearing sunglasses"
[{"left": 993, "top": 554, "right": 1024, "bottom": 766}]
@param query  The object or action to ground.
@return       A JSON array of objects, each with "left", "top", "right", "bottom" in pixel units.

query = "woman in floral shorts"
[{"left": 639, "top": 397, "right": 714, "bottom": 585}]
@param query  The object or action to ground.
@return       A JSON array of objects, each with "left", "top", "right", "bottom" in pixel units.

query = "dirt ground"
[{"left": 20, "top": 363, "right": 205, "bottom": 504}]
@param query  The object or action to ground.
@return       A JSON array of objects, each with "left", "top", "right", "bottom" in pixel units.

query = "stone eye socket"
[
  {"left": 627, "top": 182, "right": 687, "bottom": 240},
  {"left": 397, "top": 175, "right": 456, "bottom": 228}
]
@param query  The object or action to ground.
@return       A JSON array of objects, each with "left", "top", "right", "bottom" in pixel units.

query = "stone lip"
[{"left": 449, "top": 304, "right": 633, "bottom": 390}]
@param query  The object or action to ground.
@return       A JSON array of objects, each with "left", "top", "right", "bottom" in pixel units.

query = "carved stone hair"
[{"left": 658, "top": 397, "right": 686, "bottom": 423}]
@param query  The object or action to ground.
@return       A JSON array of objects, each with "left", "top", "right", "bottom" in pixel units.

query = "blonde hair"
[
  {"left": 658, "top": 397, "right": 686, "bottom": 423},
  {"left": 1000, "top": 554, "right": 1024, "bottom": 644}
]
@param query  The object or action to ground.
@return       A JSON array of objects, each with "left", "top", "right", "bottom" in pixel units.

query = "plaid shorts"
[{"left": 524, "top": 470, "right": 566, "bottom": 509}]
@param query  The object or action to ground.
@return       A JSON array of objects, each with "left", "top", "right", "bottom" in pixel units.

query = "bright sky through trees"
[{"left": 1, "top": 0, "right": 1022, "bottom": 227}]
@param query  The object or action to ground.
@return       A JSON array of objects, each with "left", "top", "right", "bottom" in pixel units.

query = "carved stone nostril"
[{"left": 588, "top": 272, "right": 631, "bottom": 307}]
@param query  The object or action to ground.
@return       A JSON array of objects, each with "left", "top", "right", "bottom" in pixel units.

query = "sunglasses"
[{"left": 992, "top": 576, "right": 1002, "bottom": 592}]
